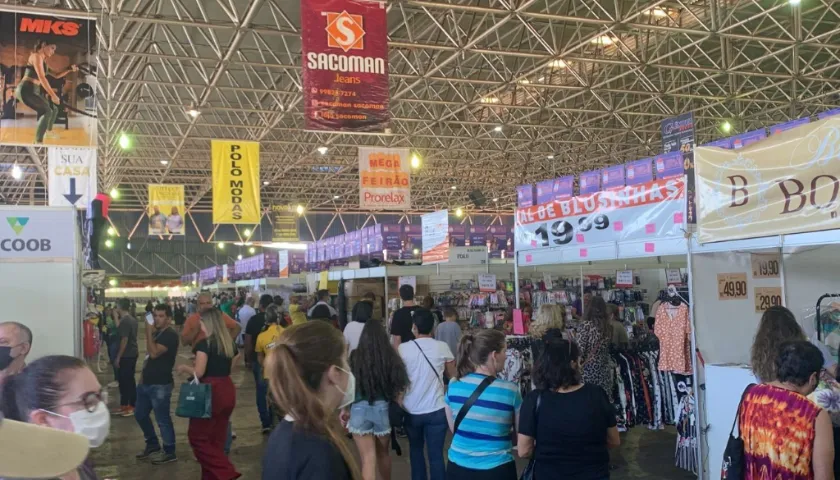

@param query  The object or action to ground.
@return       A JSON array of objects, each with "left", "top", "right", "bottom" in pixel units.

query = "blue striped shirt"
[{"left": 445, "top": 373, "right": 522, "bottom": 470}]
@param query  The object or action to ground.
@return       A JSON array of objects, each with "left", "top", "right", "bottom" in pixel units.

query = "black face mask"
[{"left": 0, "top": 346, "right": 15, "bottom": 371}]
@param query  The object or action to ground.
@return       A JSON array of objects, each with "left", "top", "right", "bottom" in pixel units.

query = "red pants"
[{"left": 188, "top": 376, "right": 240, "bottom": 480}]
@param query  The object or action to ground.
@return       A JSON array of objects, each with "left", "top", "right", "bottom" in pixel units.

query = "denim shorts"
[{"left": 348, "top": 400, "right": 391, "bottom": 436}]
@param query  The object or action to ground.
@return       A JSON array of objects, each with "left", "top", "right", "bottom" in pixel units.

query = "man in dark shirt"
[
  {"left": 245, "top": 294, "right": 274, "bottom": 432},
  {"left": 114, "top": 297, "right": 139, "bottom": 416},
  {"left": 390, "top": 284, "right": 421, "bottom": 349},
  {"left": 134, "top": 304, "right": 179, "bottom": 464}
]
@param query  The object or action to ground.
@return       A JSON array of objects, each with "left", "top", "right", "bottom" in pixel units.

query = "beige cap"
[{"left": 0, "top": 414, "right": 89, "bottom": 478}]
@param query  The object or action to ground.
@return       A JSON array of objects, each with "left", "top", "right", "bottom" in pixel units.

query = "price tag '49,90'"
[{"left": 718, "top": 273, "right": 748, "bottom": 300}]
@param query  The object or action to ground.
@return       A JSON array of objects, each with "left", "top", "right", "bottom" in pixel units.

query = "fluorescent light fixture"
[
  {"left": 493, "top": 197, "right": 499, "bottom": 202},
  {"left": 451, "top": 186, "right": 457, "bottom": 190},
  {"left": 317, "top": 146, "right": 328, "bottom": 155},
  {"left": 333, "top": 195, "right": 341, "bottom": 199},
  {"left": 480, "top": 96, "right": 500, "bottom": 104},
  {"left": 187, "top": 109, "right": 201, "bottom": 118},
  {"left": 548, "top": 155, "right": 555, "bottom": 159},
  {"left": 518, "top": 79, "right": 530, "bottom": 85},
  {"left": 160, "top": 159, "right": 169, "bottom": 165},
  {"left": 494, "top": 125, "right": 503, "bottom": 132},
  {"left": 645, "top": 7, "right": 668, "bottom": 16},
  {"left": 263, "top": 181, "right": 270, "bottom": 185},
  {"left": 10, "top": 165, "right": 22, "bottom": 180}
]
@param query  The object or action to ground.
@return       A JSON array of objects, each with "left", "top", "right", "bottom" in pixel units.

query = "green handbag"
[{"left": 175, "top": 378, "right": 212, "bottom": 419}]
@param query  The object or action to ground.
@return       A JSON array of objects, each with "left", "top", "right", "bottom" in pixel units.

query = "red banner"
[{"left": 301, "top": 0, "right": 389, "bottom": 132}]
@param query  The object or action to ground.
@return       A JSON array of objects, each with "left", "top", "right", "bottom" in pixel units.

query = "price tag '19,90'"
[
  {"left": 751, "top": 253, "right": 781, "bottom": 279},
  {"left": 717, "top": 273, "right": 748, "bottom": 300},
  {"left": 755, "top": 287, "right": 783, "bottom": 313}
]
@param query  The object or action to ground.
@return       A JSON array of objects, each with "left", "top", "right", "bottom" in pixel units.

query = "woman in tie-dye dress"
[{"left": 739, "top": 341, "right": 834, "bottom": 480}]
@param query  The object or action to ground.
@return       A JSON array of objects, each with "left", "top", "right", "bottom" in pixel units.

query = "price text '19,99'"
[{"left": 531, "top": 214, "right": 610, "bottom": 247}]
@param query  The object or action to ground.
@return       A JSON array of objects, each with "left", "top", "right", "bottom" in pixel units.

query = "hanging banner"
[
  {"left": 211, "top": 140, "right": 260, "bottom": 224},
  {"left": 731, "top": 129, "right": 766, "bottom": 149},
  {"left": 770, "top": 118, "right": 809, "bottom": 135},
  {"left": 818, "top": 108, "right": 840, "bottom": 120},
  {"left": 695, "top": 117, "right": 840, "bottom": 243},
  {"left": 553, "top": 176, "right": 574, "bottom": 200},
  {"left": 421, "top": 209, "right": 449, "bottom": 264},
  {"left": 358, "top": 147, "right": 411, "bottom": 210},
  {"left": 270, "top": 205, "right": 299, "bottom": 242},
  {"left": 301, "top": 0, "right": 389, "bottom": 132},
  {"left": 654, "top": 152, "right": 684, "bottom": 179},
  {"left": 579, "top": 170, "right": 601, "bottom": 194},
  {"left": 0, "top": 12, "right": 98, "bottom": 147},
  {"left": 535, "top": 180, "right": 554, "bottom": 205},
  {"left": 626, "top": 159, "right": 653, "bottom": 186},
  {"left": 704, "top": 138, "right": 733, "bottom": 149},
  {"left": 147, "top": 185, "right": 185, "bottom": 235},
  {"left": 47, "top": 147, "right": 96, "bottom": 208},
  {"left": 602, "top": 165, "right": 625, "bottom": 190},
  {"left": 517, "top": 185, "right": 535, "bottom": 207},
  {"left": 278, "top": 250, "right": 290, "bottom": 278},
  {"left": 661, "top": 112, "right": 696, "bottom": 225},
  {"left": 514, "top": 177, "right": 685, "bottom": 252}
]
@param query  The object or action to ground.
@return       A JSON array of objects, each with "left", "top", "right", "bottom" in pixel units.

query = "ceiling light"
[
  {"left": 118, "top": 133, "right": 131, "bottom": 150},
  {"left": 410, "top": 153, "right": 422, "bottom": 169},
  {"left": 494, "top": 125, "right": 503, "bottom": 132},
  {"left": 645, "top": 7, "right": 668, "bottom": 16},
  {"left": 237, "top": 254, "right": 243, "bottom": 260},
  {"left": 107, "top": 227, "right": 115, "bottom": 236},
  {"left": 451, "top": 186, "right": 457, "bottom": 190},
  {"left": 160, "top": 159, "right": 169, "bottom": 165},
  {"left": 455, "top": 208, "right": 464, "bottom": 218},
  {"left": 789, "top": 0, "right": 801, "bottom": 4},
  {"left": 296, "top": 204, "right": 305, "bottom": 215},
  {"left": 126, "top": 242, "right": 131, "bottom": 250},
  {"left": 412, "top": 248, "right": 419, "bottom": 255},
  {"left": 537, "top": 76, "right": 545, "bottom": 82},
  {"left": 109, "top": 278, "right": 117, "bottom": 287},
  {"left": 333, "top": 195, "right": 341, "bottom": 199},
  {"left": 218, "top": 242, "right": 225, "bottom": 250},
  {"left": 493, "top": 197, "right": 499, "bottom": 202},
  {"left": 263, "top": 181, "right": 270, "bottom": 186},
  {"left": 721, "top": 121, "right": 733, "bottom": 133},
  {"left": 591, "top": 35, "right": 614, "bottom": 45},
  {"left": 317, "top": 146, "right": 328, "bottom": 155},
  {"left": 548, "top": 155, "right": 555, "bottom": 159},
  {"left": 187, "top": 108, "right": 201, "bottom": 118},
  {"left": 480, "top": 96, "right": 500, "bottom": 104},
  {"left": 249, "top": 247, "right": 256, "bottom": 254},
  {"left": 243, "top": 229, "right": 252, "bottom": 238},
  {"left": 10, "top": 164, "right": 22, "bottom": 180},
  {"left": 549, "top": 59, "right": 567, "bottom": 68},
  {"left": 110, "top": 188, "right": 120, "bottom": 199},
  {"left": 262, "top": 242, "right": 309, "bottom": 250},
  {"left": 518, "top": 79, "right": 530, "bottom": 85},
  {"left": 105, "top": 239, "right": 114, "bottom": 248}
]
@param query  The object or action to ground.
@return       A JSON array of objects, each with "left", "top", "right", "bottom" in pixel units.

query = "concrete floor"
[{"left": 90, "top": 324, "right": 697, "bottom": 479}]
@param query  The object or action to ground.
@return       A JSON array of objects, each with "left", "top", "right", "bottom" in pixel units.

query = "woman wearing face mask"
[
  {"left": 262, "top": 321, "right": 362, "bottom": 480},
  {"left": 0, "top": 355, "right": 108, "bottom": 480},
  {"left": 444, "top": 329, "right": 522, "bottom": 480}
]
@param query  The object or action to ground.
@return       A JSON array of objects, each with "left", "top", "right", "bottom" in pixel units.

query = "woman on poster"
[{"left": 15, "top": 39, "right": 77, "bottom": 144}]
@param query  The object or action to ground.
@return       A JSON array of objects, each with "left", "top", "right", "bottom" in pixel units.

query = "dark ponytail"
[
  {"left": 455, "top": 329, "right": 505, "bottom": 379},
  {"left": 533, "top": 337, "right": 581, "bottom": 390},
  {"left": 0, "top": 355, "right": 86, "bottom": 422},
  {"left": 32, "top": 39, "right": 49, "bottom": 51}
]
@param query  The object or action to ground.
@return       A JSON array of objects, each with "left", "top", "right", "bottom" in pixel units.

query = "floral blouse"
[{"left": 809, "top": 370, "right": 840, "bottom": 426}]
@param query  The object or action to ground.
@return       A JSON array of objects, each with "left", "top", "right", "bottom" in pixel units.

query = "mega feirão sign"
[
  {"left": 695, "top": 116, "right": 840, "bottom": 243},
  {"left": 212, "top": 140, "right": 261, "bottom": 224},
  {"left": 358, "top": 147, "right": 411, "bottom": 210}
]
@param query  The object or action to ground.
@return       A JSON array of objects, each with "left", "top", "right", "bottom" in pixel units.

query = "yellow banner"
[
  {"left": 148, "top": 184, "right": 185, "bottom": 235},
  {"left": 212, "top": 140, "right": 261, "bottom": 224},
  {"left": 695, "top": 117, "right": 840, "bottom": 243}
]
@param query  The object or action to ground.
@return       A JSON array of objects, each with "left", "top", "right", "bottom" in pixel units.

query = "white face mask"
[
  {"left": 335, "top": 366, "right": 356, "bottom": 409},
  {"left": 43, "top": 401, "right": 111, "bottom": 448}
]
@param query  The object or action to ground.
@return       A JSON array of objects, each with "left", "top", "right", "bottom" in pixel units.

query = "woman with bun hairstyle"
[
  {"left": 444, "top": 329, "right": 522, "bottom": 480},
  {"left": 518, "top": 335, "right": 620, "bottom": 479},
  {"left": 261, "top": 321, "right": 361, "bottom": 480},
  {"left": 1, "top": 355, "right": 108, "bottom": 480}
]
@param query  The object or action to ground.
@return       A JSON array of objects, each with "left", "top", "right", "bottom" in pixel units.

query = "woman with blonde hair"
[
  {"left": 529, "top": 304, "right": 566, "bottom": 339},
  {"left": 177, "top": 308, "right": 240, "bottom": 479},
  {"left": 262, "top": 321, "right": 362, "bottom": 480}
]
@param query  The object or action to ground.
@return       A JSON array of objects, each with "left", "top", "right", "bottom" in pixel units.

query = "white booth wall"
[{"left": 0, "top": 206, "right": 81, "bottom": 360}]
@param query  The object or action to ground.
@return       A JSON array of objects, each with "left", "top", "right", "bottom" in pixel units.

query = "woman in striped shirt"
[{"left": 444, "top": 329, "right": 522, "bottom": 480}]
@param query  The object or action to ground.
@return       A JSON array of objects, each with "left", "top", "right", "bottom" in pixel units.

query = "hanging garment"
[{"left": 653, "top": 303, "right": 692, "bottom": 374}]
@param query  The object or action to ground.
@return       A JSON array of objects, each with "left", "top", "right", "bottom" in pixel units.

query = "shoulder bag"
[
  {"left": 519, "top": 391, "right": 543, "bottom": 480},
  {"left": 720, "top": 384, "right": 755, "bottom": 480},
  {"left": 454, "top": 375, "right": 496, "bottom": 433},
  {"left": 413, "top": 340, "right": 444, "bottom": 387}
]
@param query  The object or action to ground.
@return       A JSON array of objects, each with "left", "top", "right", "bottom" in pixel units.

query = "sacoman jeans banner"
[
  {"left": 211, "top": 140, "right": 261, "bottom": 224},
  {"left": 301, "top": 0, "right": 390, "bottom": 132}
]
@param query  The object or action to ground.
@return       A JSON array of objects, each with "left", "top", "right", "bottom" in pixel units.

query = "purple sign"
[
  {"left": 487, "top": 226, "right": 508, "bottom": 259},
  {"left": 654, "top": 152, "right": 683, "bottom": 179},
  {"left": 579, "top": 170, "right": 601, "bottom": 195},
  {"left": 553, "top": 176, "right": 574, "bottom": 200},
  {"left": 731, "top": 129, "right": 766, "bottom": 149},
  {"left": 601, "top": 165, "right": 625, "bottom": 190},
  {"left": 625, "top": 159, "right": 653, "bottom": 186},
  {"left": 818, "top": 108, "right": 840, "bottom": 120},
  {"left": 535, "top": 180, "right": 554, "bottom": 205},
  {"left": 400, "top": 224, "right": 422, "bottom": 259},
  {"left": 517, "top": 185, "right": 535, "bottom": 208},
  {"left": 704, "top": 137, "right": 732, "bottom": 149},
  {"left": 448, "top": 225, "right": 466, "bottom": 247},
  {"left": 661, "top": 112, "right": 695, "bottom": 154},
  {"left": 770, "top": 118, "right": 810, "bottom": 135},
  {"left": 290, "top": 251, "right": 306, "bottom": 274},
  {"left": 469, "top": 226, "right": 487, "bottom": 248}
]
